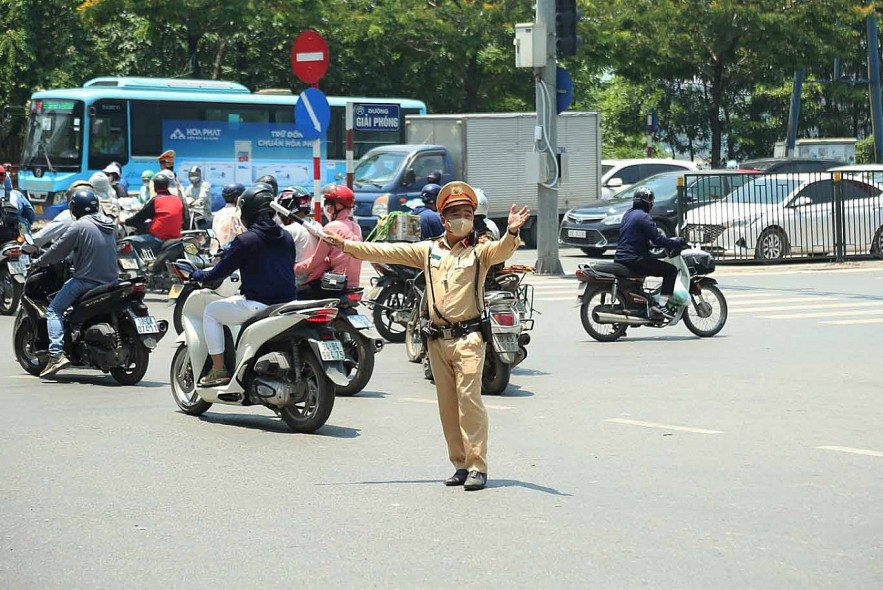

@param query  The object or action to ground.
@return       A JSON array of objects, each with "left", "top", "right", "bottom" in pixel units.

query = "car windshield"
[
  {"left": 354, "top": 152, "right": 406, "bottom": 186},
  {"left": 726, "top": 177, "right": 802, "bottom": 204},
  {"left": 608, "top": 173, "right": 681, "bottom": 203},
  {"left": 21, "top": 99, "right": 84, "bottom": 171}
]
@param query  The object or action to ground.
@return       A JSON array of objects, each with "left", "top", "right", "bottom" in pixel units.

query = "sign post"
[
  {"left": 291, "top": 30, "right": 330, "bottom": 221},
  {"left": 346, "top": 102, "right": 354, "bottom": 189}
]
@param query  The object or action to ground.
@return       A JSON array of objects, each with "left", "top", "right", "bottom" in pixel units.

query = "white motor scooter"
[{"left": 169, "top": 261, "right": 350, "bottom": 433}]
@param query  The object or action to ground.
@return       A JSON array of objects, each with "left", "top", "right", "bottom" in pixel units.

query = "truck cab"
[{"left": 352, "top": 144, "right": 454, "bottom": 236}]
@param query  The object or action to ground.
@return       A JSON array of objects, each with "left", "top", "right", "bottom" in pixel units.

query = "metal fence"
[{"left": 676, "top": 171, "right": 883, "bottom": 263}]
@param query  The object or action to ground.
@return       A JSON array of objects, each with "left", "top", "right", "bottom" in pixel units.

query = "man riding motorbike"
[
  {"left": 211, "top": 183, "right": 246, "bottom": 253},
  {"left": 35, "top": 190, "right": 119, "bottom": 378},
  {"left": 123, "top": 172, "right": 185, "bottom": 254},
  {"left": 184, "top": 166, "right": 212, "bottom": 227},
  {"left": 190, "top": 184, "right": 298, "bottom": 388},
  {"left": 255, "top": 174, "right": 279, "bottom": 196},
  {"left": 33, "top": 181, "right": 93, "bottom": 247},
  {"left": 277, "top": 187, "right": 321, "bottom": 285},
  {"left": 614, "top": 186, "right": 687, "bottom": 316},
  {"left": 413, "top": 183, "right": 444, "bottom": 239},
  {"left": 295, "top": 184, "right": 362, "bottom": 297}
]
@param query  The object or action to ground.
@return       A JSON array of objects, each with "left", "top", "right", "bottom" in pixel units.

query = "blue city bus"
[{"left": 18, "top": 77, "right": 427, "bottom": 220}]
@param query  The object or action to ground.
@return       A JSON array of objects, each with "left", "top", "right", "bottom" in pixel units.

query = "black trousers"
[{"left": 621, "top": 257, "right": 678, "bottom": 296}]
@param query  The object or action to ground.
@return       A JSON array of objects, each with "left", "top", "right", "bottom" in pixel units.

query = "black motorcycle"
[
  {"left": 366, "top": 262, "right": 424, "bottom": 343},
  {"left": 0, "top": 240, "right": 27, "bottom": 315},
  {"left": 13, "top": 251, "right": 169, "bottom": 384}
]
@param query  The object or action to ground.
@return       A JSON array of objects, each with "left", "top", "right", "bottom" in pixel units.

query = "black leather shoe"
[
  {"left": 444, "top": 469, "right": 469, "bottom": 486},
  {"left": 463, "top": 470, "right": 487, "bottom": 491}
]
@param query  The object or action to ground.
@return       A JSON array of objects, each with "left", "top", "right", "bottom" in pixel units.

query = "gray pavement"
[{"left": 2, "top": 248, "right": 882, "bottom": 588}]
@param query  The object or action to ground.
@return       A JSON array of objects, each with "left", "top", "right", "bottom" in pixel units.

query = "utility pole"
[
  {"left": 534, "top": 0, "right": 563, "bottom": 275},
  {"left": 785, "top": 70, "right": 804, "bottom": 158},
  {"left": 868, "top": 10, "right": 883, "bottom": 163}
]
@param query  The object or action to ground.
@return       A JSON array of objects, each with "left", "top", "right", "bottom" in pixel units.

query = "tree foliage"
[{"left": 0, "top": 0, "right": 878, "bottom": 166}]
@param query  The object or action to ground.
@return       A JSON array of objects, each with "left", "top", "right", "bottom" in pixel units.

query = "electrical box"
[{"left": 514, "top": 23, "right": 546, "bottom": 69}]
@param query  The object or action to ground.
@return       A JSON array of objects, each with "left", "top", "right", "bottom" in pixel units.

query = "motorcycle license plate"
[
  {"left": 364, "top": 286, "right": 382, "bottom": 301},
  {"left": 347, "top": 314, "right": 372, "bottom": 329},
  {"left": 134, "top": 316, "right": 160, "bottom": 334},
  {"left": 8, "top": 259, "right": 27, "bottom": 275},
  {"left": 493, "top": 333, "right": 519, "bottom": 353},
  {"left": 317, "top": 340, "right": 345, "bottom": 362},
  {"left": 567, "top": 229, "right": 587, "bottom": 238},
  {"left": 168, "top": 283, "right": 184, "bottom": 301},
  {"left": 119, "top": 257, "right": 140, "bottom": 270}
]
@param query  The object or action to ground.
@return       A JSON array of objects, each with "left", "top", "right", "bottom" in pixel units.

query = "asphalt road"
[{"left": 2, "top": 247, "right": 882, "bottom": 589}]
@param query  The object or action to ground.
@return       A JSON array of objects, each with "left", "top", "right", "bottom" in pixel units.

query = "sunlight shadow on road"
[
  {"left": 40, "top": 375, "right": 166, "bottom": 388},
  {"left": 487, "top": 479, "right": 572, "bottom": 496},
  {"left": 195, "top": 412, "right": 360, "bottom": 438}
]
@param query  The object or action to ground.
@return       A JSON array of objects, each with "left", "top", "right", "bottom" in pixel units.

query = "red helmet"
[{"left": 322, "top": 184, "right": 355, "bottom": 208}]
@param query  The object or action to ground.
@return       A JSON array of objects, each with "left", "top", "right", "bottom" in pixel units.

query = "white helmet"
[
  {"left": 474, "top": 187, "right": 489, "bottom": 217},
  {"left": 88, "top": 171, "right": 113, "bottom": 200}
]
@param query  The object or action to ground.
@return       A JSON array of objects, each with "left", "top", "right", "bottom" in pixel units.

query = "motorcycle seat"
[
  {"left": 238, "top": 299, "right": 339, "bottom": 335},
  {"left": 586, "top": 261, "right": 643, "bottom": 279},
  {"left": 71, "top": 281, "right": 131, "bottom": 307}
]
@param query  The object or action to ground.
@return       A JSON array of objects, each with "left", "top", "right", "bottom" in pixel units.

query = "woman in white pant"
[{"left": 190, "top": 184, "right": 299, "bottom": 387}]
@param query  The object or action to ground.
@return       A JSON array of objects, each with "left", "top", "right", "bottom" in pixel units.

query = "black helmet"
[
  {"left": 420, "top": 183, "right": 442, "bottom": 204},
  {"left": 153, "top": 172, "right": 171, "bottom": 192},
  {"left": 221, "top": 183, "right": 245, "bottom": 204},
  {"left": 277, "top": 186, "right": 312, "bottom": 214},
  {"left": 238, "top": 184, "right": 275, "bottom": 227},
  {"left": 255, "top": 174, "right": 278, "bottom": 196},
  {"left": 69, "top": 189, "right": 99, "bottom": 219},
  {"left": 633, "top": 186, "right": 655, "bottom": 210},
  {"left": 427, "top": 170, "right": 442, "bottom": 184}
]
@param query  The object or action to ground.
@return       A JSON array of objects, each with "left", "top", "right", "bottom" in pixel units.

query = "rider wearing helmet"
[
  {"left": 413, "top": 183, "right": 444, "bottom": 239},
  {"left": 123, "top": 171, "right": 186, "bottom": 254},
  {"left": 33, "top": 180, "right": 94, "bottom": 247},
  {"left": 295, "top": 184, "right": 363, "bottom": 297},
  {"left": 473, "top": 188, "right": 500, "bottom": 243},
  {"left": 255, "top": 174, "right": 279, "bottom": 196},
  {"left": 277, "top": 187, "right": 322, "bottom": 284},
  {"left": 34, "top": 189, "right": 119, "bottom": 378},
  {"left": 184, "top": 166, "right": 212, "bottom": 227},
  {"left": 614, "top": 185, "right": 687, "bottom": 314},
  {"left": 211, "top": 183, "right": 247, "bottom": 253},
  {"left": 191, "top": 183, "right": 298, "bottom": 387},
  {"left": 138, "top": 170, "right": 155, "bottom": 206}
]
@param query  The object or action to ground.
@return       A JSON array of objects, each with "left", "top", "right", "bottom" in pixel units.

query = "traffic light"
[{"left": 555, "top": 0, "right": 582, "bottom": 58}]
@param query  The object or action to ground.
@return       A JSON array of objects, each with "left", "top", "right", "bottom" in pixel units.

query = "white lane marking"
[
  {"left": 820, "top": 318, "right": 883, "bottom": 325},
  {"left": 399, "top": 397, "right": 513, "bottom": 411},
  {"left": 817, "top": 445, "right": 883, "bottom": 458},
  {"left": 536, "top": 296, "right": 580, "bottom": 302},
  {"left": 605, "top": 418, "right": 723, "bottom": 434},
  {"left": 728, "top": 297, "right": 836, "bottom": 306},
  {"left": 724, "top": 292, "right": 791, "bottom": 300},
  {"left": 715, "top": 266, "right": 883, "bottom": 277},
  {"left": 760, "top": 308, "right": 883, "bottom": 320},
  {"left": 730, "top": 301, "right": 883, "bottom": 313}
]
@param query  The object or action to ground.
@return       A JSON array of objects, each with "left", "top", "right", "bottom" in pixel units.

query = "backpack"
[{"left": 0, "top": 193, "right": 19, "bottom": 242}]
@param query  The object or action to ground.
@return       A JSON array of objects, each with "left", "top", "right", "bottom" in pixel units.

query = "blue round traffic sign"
[{"left": 295, "top": 87, "right": 330, "bottom": 140}]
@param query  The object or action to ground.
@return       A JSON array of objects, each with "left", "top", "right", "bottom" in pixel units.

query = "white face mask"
[{"left": 446, "top": 218, "right": 473, "bottom": 237}]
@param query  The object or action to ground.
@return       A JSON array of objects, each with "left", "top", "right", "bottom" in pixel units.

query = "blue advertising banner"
[
  {"left": 354, "top": 103, "right": 401, "bottom": 132},
  {"left": 162, "top": 120, "right": 328, "bottom": 193}
]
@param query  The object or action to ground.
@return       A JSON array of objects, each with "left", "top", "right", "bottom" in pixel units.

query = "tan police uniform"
[{"left": 341, "top": 183, "right": 519, "bottom": 474}]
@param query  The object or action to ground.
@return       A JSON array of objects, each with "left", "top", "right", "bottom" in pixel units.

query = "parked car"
[
  {"left": 600, "top": 158, "right": 697, "bottom": 200},
  {"left": 560, "top": 170, "right": 758, "bottom": 257},
  {"left": 829, "top": 164, "right": 883, "bottom": 185},
  {"left": 682, "top": 173, "right": 883, "bottom": 262},
  {"left": 738, "top": 158, "right": 846, "bottom": 174}
]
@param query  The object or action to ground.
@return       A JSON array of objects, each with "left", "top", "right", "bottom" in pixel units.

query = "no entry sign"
[{"left": 291, "top": 30, "right": 329, "bottom": 85}]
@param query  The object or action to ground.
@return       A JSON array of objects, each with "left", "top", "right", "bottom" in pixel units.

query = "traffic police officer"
[{"left": 323, "top": 181, "right": 530, "bottom": 491}]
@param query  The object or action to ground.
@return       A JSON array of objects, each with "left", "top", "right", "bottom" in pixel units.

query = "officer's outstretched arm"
[{"left": 341, "top": 239, "right": 428, "bottom": 269}]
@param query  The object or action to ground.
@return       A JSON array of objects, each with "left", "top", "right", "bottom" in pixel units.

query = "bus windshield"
[
  {"left": 21, "top": 99, "right": 84, "bottom": 171},
  {"left": 354, "top": 152, "right": 407, "bottom": 187}
]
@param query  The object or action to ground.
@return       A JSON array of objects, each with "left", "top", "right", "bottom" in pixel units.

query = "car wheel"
[
  {"left": 755, "top": 227, "right": 789, "bottom": 263},
  {"left": 580, "top": 247, "right": 606, "bottom": 257}
]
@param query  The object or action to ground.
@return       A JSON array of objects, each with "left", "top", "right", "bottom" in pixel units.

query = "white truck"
[{"left": 351, "top": 112, "right": 602, "bottom": 247}]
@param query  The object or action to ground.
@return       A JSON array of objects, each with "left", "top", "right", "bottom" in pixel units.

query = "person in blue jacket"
[
  {"left": 614, "top": 186, "right": 688, "bottom": 315},
  {"left": 412, "top": 183, "right": 444, "bottom": 239},
  {"left": 190, "top": 183, "right": 298, "bottom": 388}
]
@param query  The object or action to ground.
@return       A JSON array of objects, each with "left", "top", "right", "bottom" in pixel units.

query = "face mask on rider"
[{"left": 445, "top": 217, "right": 473, "bottom": 237}]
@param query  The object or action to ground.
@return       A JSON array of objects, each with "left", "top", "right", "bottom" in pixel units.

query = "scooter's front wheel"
[
  {"left": 683, "top": 283, "right": 728, "bottom": 337},
  {"left": 170, "top": 344, "right": 212, "bottom": 415},
  {"left": 280, "top": 351, "right": 335, "bottom": 433},
  {"left": 579, "top": 286, "right": 628, "bottom": 342}
]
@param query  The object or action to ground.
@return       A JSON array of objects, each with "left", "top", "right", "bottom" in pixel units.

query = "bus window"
[
  {"left": 327, "top": 106, "right": 345, "bottom": 161},
  {"left": 131, "top": 101, "right": 202, "bottom": 156},
  {"left": 21, "top": 99, "right": 84, "bottom": 172},
  {"left": 88, "top": 100, "right": 128, "bottom": 170},
  {"left": 205, "top": 105, "right": 271, "bottom": 123}
]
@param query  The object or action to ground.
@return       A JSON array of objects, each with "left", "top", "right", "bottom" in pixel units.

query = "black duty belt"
[{"left": 426, "top": 318, "right": 482, "bottom": 340}]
